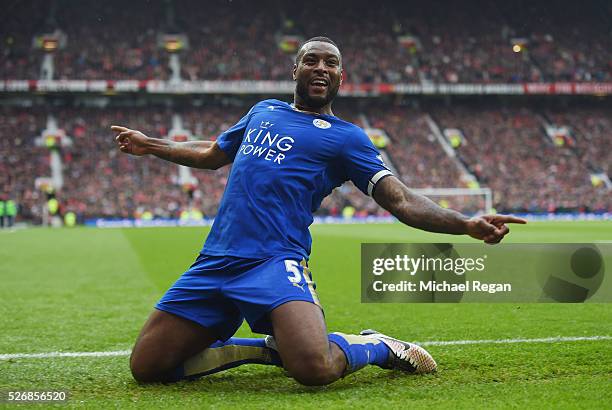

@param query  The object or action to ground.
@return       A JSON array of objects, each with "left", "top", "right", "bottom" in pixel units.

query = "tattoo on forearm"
[{"left": 374, "top": 177, "right": 468, "bottom": 234}]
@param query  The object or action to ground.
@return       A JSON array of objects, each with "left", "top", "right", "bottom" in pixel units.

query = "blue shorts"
[{"left": 155, "top": 253, "right": 321, "bottom": 341}]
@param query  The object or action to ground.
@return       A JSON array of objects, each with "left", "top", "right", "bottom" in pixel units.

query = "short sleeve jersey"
[{"left": 202, "top": 99, "right": 392, "bottom": 260}]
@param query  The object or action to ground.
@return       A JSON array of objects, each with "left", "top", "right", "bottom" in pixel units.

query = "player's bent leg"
[
  {"left": 131, "top": 310, "right": 283, "bottom": 383},
  {"left": 269, "top": 302, "right": 437, "bottom": 386},
  {"left": 130, "top": 310, "right": 282, "bottom": 383},
  {"left": 132, "top": 254, "right": 288, "bottom": 383},
  {"left": 130, "top": 309, "right": 218, "bottom": 383},
  {"left": 227, "top": 255, "right": 435, "bottom": 385},
  {"left": 270, "top": 301, "right": 346, "bottom": 386},
  {"left": 179, "top": 336, "right": 282, "bottom": 380}
]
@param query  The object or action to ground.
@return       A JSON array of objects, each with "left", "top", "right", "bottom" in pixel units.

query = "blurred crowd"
[
  {"left": 2, "top": 0, "right": 610, "bottom": 83},
  {"left": 0, "top": 108, "right": 47, "bottom": 221},
  {"left": 545, "top": 108, "right": 611, "bottom": 177},
  {"left": 54, "top": 106, "right": 239, "bottom": 220},
  {"left": 432, "top": 106, "right": 609, "bottom": 213},
  {"left": 366, "top": 106, "right": 486, "bottom": 212},
  {"left": 1, "top": 101, "right": 609, "bottom": 224},
  {"left": 368, "top": 107, "right": 464, "bottom": 188}
]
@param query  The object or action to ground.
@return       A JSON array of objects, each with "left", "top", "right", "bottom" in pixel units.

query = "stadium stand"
[
  {"left": 545, "top": 107, "right": 611, "bottom": 176},
  {"left": 366, "top": 106, "right": 465, "bottom": 188},
  {"left": 1, "top": 102, "right": 609, "bottom": 223},
  {"left": 2, "top": 0, "right": 610, "bottom": 83},
  {"left": 0, "top": 108, "right": 48, "bottom": 221},
  {"left": 432, "top": 105, "right": 609, "bottom": 213},
  {"left": 1, "top": 0, "right": 610, "bottom": 224},
  {"left": 55, "top": 106, "right": 237, "bottom": 220}
]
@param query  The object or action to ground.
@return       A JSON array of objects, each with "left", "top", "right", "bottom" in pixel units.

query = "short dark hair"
[
  {"left": 295, "top": 36, "right": 341, "bottom": 64},
  {"left": 301, "top": 36, "right": 338, "bottom": 49}
]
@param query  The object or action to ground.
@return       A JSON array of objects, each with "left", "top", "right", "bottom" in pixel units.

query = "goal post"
[{"left": 411, "top": 188, "right": 493, "bottom": 215}]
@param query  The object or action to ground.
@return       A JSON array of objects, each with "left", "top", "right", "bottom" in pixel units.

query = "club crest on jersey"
[{"left": 313, "top": 118, "right": 331, "bottom": 129}]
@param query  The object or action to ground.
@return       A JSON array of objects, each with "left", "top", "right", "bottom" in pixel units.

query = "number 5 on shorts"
[{"left": 285, "top": 260, "right": 302, "bottom": 284}]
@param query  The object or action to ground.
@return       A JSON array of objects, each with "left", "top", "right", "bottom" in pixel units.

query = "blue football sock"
[
  {"left": 328, "top": 332, "right": 390, "bottom": 374},
  {"left": 170, "top": 337, "right": 283, "bottom": 381}
]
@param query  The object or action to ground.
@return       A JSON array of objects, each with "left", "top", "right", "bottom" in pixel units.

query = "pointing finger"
[
  {"left": 493, "top": 215, "right": 527, "bottom": 225},
  {"left": 111, "top": 125, "right": 130, "bottom": 132}
]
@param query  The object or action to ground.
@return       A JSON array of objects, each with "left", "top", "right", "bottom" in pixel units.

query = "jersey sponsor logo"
[
  {"left": 313, "top": 118, "right": 331, "bottom": 129},
  {"left": 239, "top": 123, "right": 295, "bottom": 165}
]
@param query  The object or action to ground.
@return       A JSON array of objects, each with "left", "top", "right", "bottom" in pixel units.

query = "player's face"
[{"left": 293, "top": 42, "right": 342, "bottom": 109}]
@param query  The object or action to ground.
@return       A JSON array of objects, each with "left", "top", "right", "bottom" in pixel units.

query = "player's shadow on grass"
[{"left": 133, "top": 367, "right": 437, "bottom": 393}]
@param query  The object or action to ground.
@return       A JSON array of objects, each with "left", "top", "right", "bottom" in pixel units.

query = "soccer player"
[{"left": 111, "top": 37, "right": 526, "bottom": 386}]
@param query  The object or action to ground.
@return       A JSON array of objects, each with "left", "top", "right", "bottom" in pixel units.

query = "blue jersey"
[{"left": 202, "top": 99, "right": 392, "bottom": 260}]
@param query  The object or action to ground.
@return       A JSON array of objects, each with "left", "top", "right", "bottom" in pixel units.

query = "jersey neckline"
[{"left": 287, "top": 102, "right": 336, "bottom": 119}]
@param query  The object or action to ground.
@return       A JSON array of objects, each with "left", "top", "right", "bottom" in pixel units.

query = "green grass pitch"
[{"left": 1, "top": 221, "right": 611, "bottom": 408}]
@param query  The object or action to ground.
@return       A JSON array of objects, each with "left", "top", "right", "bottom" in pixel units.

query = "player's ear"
[
  {"left": 292, "top": 64, "right": 297, "bottom": 81},
  {"left": 340, "top": 69, "right": 344, "bottom": 86}
]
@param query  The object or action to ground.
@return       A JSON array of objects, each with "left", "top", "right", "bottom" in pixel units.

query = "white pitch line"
[
  {"left": 417, "top": 335, "right": 612, "bottom": 346},
  {"left": 1, "top": 336, "right": 611, "bottom": 360},
  {"left": 0, "top": 350, "right": 131, "bottom": 360}
]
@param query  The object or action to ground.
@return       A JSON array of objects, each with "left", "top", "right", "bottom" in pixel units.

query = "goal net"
[{"left": 411, "top": 188, "right": 493, "bottom": 216}]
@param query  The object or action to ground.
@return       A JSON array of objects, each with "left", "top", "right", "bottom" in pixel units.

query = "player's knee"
[
  {"left": 130, "top": 353, "right": 159, "bottom": 383},
  {"left": 287, "top": 353, "right": 340, "bottom": 386},
  {"left": 130, "top": 349, "right": 177, "bottom": 383}
]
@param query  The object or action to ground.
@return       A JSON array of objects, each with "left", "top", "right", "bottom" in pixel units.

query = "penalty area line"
[{"left": 1, "top": 336, "right": 611, "bottom": 360}]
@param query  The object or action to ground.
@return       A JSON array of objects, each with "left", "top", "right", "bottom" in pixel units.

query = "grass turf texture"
[{"left": 1, "top": 221, "right": 611, "bottom": 408}]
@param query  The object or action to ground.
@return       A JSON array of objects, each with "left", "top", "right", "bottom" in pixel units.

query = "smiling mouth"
[{"left": 309, "top": 79, "right": 329, "bottom": 92}]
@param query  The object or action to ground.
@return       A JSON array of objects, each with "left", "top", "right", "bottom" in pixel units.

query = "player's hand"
[
  {"left": 111, "top": 125, "right": 151, "bottom": 156},
  {"left": 466, "top": 214, "right": 527, "bottom": 244}
]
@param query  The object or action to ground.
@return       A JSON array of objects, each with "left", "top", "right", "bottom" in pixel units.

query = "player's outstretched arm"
[
  {"left": 373, "top": 176, "right": 526, "bottom": 244},
  {"left": 110, "top": 125, "right": 231, "bottom": 170}
]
